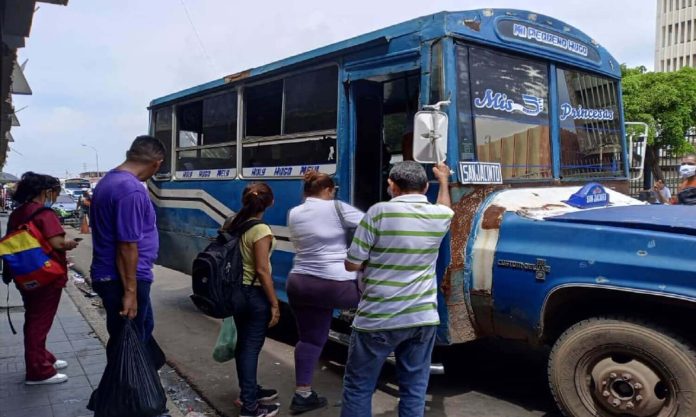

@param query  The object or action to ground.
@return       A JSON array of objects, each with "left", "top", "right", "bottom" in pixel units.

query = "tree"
[{"left": 621, "top": 64, "right": 696, "bottom": 180}]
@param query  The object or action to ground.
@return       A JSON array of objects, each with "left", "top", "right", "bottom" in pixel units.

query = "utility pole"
[{"left": 81, "top": 144, "right": 100, "bottom": 176}]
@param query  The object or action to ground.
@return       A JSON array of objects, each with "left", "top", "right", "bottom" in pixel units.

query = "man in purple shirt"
[{"left": 90, "top": 136, "right": 164, "bottom": 354}]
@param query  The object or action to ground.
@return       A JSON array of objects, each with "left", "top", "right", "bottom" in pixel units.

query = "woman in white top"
[{"left": 286, "top": 171, "right": 364, "bottom": 413}]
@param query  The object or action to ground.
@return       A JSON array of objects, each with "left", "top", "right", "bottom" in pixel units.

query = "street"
[{"left": 64, "top": 227, "right": 560, "bottom": 417}]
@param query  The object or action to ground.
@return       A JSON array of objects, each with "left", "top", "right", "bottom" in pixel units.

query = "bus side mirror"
[{"left": 413, "top": 109, "right": 448, "bottom": 164}]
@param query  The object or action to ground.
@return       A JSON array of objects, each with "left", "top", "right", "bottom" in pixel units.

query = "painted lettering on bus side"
[
  {"left": 299, "top": 165, "right": 320, "bottom": 175},
  {"left": 182, "top": 171, "right": 193, "bottom": 178},
  {"left": 560, "top": 103, "right": 614, "bottom": 121},
  {"left": 216, "top": 169, "right": 231, "bottom": 177},
  {"left": 274, "top": 167, "right": 293, "bottom": 176},
  {"left": 199, "top": 170, "right": 211, "bottom": 178},
  {"left": 474, "top": 89, "right": 514, "bottom": 112},
  {"left": 251, "top": 168, "right": 267, "bottom": 176},
  {"left": 474, "top": 89, "right": 544, "bottom": 117}
]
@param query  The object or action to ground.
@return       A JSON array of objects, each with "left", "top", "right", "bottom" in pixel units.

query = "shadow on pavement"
[{"left": 266, "top": 306, "right": 560, "bottom": 416}]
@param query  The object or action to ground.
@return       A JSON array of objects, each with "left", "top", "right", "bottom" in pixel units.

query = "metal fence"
[{"left": 629, "top": 131, "right": 696, "bottom": 198}]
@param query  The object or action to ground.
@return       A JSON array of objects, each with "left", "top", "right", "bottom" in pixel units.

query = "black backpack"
[{"left": 190, "top": 220, "right": 263, "bottom": 319}]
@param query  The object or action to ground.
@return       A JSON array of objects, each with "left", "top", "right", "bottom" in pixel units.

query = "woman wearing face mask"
[
  {"left": 676, "top": 154, "right": 696, "bottom": 205},
  {"left": 4, "top": 172, "right": 79, "bottom": 385}
]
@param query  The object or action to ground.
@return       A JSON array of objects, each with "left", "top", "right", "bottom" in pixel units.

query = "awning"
[{"left": 10, "top": 60, "right": 31, "bottom": 95}]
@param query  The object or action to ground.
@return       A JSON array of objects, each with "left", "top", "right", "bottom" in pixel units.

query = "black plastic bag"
[
  {"left": 148, "top": 336, "right": 166, "bottom": 371},
  {"left": 87, "top": 319, "right": 167, "bottom": 417}
]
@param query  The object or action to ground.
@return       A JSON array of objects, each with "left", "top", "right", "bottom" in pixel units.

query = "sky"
[{"left": 7, "top": 0, "right": 658, "bottom": 178}]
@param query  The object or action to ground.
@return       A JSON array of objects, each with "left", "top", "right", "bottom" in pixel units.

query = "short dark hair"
[
  {"left": 13, "top": 172, "right": 60, "bottom": 203},
  {"left": 126, "top": 135, "right": 166, "bottom": 163},
  {"left": 389, "top": 161, "right": 428, "bottom": 192}
]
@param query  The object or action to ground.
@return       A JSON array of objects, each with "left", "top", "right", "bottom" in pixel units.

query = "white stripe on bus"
[{"left": 149, "top": 186, "right": 296, "bottom": 253}]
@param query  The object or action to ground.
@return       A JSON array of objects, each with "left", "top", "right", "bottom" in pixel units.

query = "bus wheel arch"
[{"left": 548, "top": 316, "right": 696, "bottom": 417}]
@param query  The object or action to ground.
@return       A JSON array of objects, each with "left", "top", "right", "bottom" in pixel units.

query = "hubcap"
[{"left": 591, "top": 357, "right": 665, "bottom": 416}]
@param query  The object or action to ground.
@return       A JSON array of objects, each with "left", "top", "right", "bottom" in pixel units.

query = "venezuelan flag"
[{"left": 0, "top": 227, "right": 65, "bottom": 290}]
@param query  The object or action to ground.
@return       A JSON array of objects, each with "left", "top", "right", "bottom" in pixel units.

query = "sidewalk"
[{"left": 0, "top": 286, "right": 105, "bottom": 417}]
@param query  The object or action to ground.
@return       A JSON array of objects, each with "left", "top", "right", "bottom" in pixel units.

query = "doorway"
[{"left": 351, "top": 71, "right": 420, "bottom": 212}]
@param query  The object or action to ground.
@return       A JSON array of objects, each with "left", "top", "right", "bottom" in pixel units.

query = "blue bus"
[{"left": 148, "top": 10, "right": 696, "bottom": 417}]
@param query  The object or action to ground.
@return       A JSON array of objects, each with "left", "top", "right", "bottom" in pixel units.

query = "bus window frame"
[
  {"left": 162, "top": 89, "right": 239, "bottom": 181},
  {"left": 150, "top": 105, "right": 175, "bottom": 181},
  {"left": 239, "top": 62, "right": 340, "bottom": 180},
  {"left": 554, "top": 65, "right": 626, "bottom": 181},
  {"left": 457, "top": 40, "right": 553, "bottom": 182}
]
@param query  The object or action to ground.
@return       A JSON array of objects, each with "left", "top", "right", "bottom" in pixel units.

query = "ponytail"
[
  {"left": 223, "top": 183, "right": 274, "bottom": 231},
  {"left": 303, "top": 170, "right": 335, "bottom": 197}
]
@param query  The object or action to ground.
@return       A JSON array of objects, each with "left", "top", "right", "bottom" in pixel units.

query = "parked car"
[{"left": 53, "top": 193, "right": 79, "bottom": 226}]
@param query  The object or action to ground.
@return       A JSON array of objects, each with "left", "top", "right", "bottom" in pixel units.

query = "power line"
[{"left": 178, "top": 0, "right": 218, "bottom": 74}]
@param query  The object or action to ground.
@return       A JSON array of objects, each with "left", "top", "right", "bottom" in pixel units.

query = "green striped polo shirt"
[{"left": 346, "top": 194, "right": 454, "bottom": 331}]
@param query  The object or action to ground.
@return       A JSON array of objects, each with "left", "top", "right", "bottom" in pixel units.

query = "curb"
[{"left": 66, "top": 263, "right": 187, "bottom": 417}]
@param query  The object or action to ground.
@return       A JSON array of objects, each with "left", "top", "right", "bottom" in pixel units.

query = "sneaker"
[
  {"left": 234, "top": 385, "right": 278, "bottom": 407},
  {"left": 25, "top": 373, "right": 68, "bottom": 385},
  {"left": 290, "top": 391, "right": 328, "bottom": 415},
  {"left": 240, "top": 403, "right": 279, "bottom": 417},
  {"left": 53, "top": 360, "right": 68, "bottom": 370},
  {"left": 258, "top": 386, "right": 279, "bottom": 402}
]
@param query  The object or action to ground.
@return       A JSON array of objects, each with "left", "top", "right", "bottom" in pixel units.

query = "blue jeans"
[
  {"left": 232, "top": 285, "right": 271, "bottom": 411},
  {"left": 93, "top": 279, "right": 154, "bottom": 358},
  {"left": 340, "top": 326, "right": 437, "bottom": 417}
]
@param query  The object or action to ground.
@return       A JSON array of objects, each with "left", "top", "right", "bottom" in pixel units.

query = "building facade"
[
  {"left": 0, "top": 0, "right": 68, "bottom": 170},
  {"left": 655, "top": 0, "right": 696, "bottom": 72}
]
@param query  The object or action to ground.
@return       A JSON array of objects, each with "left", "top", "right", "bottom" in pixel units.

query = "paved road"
[{"left": 66, "top": 228, "right": 561, "bottom": 417}]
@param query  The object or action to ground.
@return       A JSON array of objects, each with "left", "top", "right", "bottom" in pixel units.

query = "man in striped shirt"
[{"left": 341, "top": 161, "right": 453, "bottom": 417}]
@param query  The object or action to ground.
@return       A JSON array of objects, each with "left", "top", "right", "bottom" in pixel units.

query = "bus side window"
[{"left": 154, "top": 107, "right": 173, "bottom": 175}]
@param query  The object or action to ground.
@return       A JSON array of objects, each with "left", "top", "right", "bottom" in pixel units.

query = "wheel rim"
[{"left": 575, "top": 346, "right": 678, "bottom": 417}]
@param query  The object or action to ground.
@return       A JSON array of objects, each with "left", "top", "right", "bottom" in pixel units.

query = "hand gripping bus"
[{"left": 147, "top": 9, "right": 696, "bottom": 417}]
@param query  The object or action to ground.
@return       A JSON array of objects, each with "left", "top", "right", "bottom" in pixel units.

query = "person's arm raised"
[{"left": 432, "top": 162, "right": 452, "bottom": 208}]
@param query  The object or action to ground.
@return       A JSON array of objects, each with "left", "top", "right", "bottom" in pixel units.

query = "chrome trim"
[
  {"left": 538, "top": 283, "right": 696, "bottom": 337},
  {"left": 328, "top": 330, "right": 446, "bottom": 375}
]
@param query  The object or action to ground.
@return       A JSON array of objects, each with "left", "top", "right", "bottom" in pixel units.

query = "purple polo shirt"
[{"left": 90, "top": 169, "right": 159, "bottom": 282}]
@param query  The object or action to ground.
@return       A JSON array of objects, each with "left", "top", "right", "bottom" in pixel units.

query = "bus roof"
[{"left": 150, "top": 9, "right": 621, "bottom": 108}]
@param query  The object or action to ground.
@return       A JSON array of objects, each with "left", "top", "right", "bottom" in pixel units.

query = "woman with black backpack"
[
  {"left": 4, "top": 172, "right": 79, "bottom": 385},
  {"left": 221, "top": 182, "right": 281, "bottom": 417}
]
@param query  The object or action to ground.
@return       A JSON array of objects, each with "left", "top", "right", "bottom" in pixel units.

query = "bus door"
[
  {"left": 351, "top": 80, "right": 384, "bottom": 211},
  {"left": 349, "top": 71, "right": 420, "bottom": 212}
]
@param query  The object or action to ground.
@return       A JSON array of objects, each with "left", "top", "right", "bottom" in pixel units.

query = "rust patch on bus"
[
  {"left": 463, "top": 19, "right": 481, "bottom": 31},
  {"left": 441, "top": 184, "right": 504, "bottom": 343},
  {"left": 447, "top": 184, "right": 502, "bottom": 270},
  {"left": 482, "top": 205, "right": 505, "bottom": 230},
  {"left": 224, "top": 70, "right": 251, "bottom": 83}
]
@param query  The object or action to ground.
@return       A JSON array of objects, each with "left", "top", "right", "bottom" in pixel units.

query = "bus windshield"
[{"left": 454, "top": 42, "right": 624, "bottom": 181}]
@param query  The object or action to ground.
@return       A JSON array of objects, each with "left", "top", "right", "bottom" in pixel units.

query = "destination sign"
[
  {"left": 496, "top": 19, "right": 601, "bottom": 63},
  {"left": 458, "top": 162, "right": 503, "bottom": 184}
]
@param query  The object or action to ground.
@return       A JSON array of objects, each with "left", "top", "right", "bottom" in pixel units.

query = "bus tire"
[{"left": 548, "top": 316, "right": 696, "bottom": 417}]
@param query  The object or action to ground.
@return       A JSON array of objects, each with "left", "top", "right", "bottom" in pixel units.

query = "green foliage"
[{"left": 621, "top": 65, "right": 696, "bottom": 154}]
